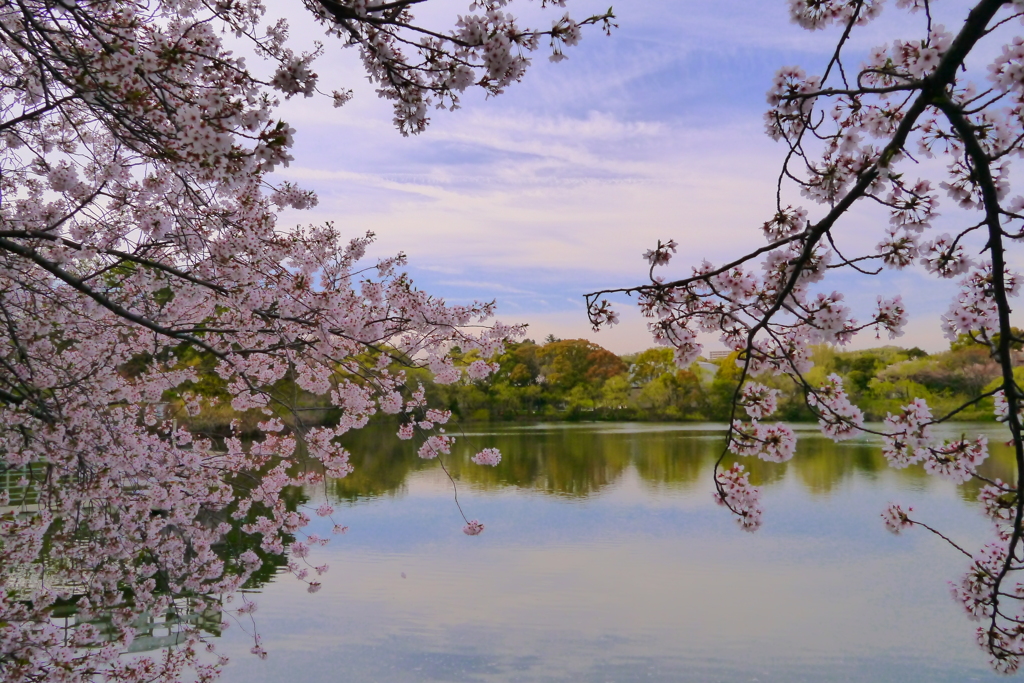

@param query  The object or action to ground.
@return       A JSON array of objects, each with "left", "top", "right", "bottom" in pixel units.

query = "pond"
[{"left": 215, "top": 422, "right": 1016, "bottom": 683}]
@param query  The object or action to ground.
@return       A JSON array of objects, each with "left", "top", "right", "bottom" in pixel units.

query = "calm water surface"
[{"left": 217, "top": 422, "right": 1017, "bottom": 683}]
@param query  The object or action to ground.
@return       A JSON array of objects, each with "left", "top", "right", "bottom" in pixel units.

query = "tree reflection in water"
[
  {"left": 6, "top": 422, "right": 1012, "bottom": 673},
  {"left": 327, "top": 422, "right": 1017, "bottom": 502},
  {"left": 0, "top": 473, "right": 304, "bottom": 663}
]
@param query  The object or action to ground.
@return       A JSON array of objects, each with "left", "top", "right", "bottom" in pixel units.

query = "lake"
[{"left": 215, "top": 421, "right": 1017, "bottom": 683}]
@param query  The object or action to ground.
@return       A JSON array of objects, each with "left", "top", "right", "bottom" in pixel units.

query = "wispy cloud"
[
  {"left": 418, "top": 265, "right": 463, "bottom": 275},
  {"left": 437, "top": 280, "right": 536, "bottom": 295},
  {"left": 260, "top": 0, "right": 975, "bottom": 353}
]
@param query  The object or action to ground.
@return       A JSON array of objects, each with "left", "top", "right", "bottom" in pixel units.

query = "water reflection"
[
  {"left": 216, "top": 421, "right": 1019, "bottom": 683},
  {"left": 0, "top": 474, "right": 303, "bottom": 662},
  {"left": 332, "top": 421, "right": 1018, "bottom": 503}
]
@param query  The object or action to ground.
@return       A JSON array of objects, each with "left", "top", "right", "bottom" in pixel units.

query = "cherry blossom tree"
[
  {"left": 586, "top": 0, "right": 1024, "bottom": 673},
  {"left": 0, "top": 0, "right": 612, "bottom": 681}
]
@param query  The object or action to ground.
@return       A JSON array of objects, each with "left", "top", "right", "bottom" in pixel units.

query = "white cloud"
[
  {"left": 258, "top": 0, "right": 1002, "bottom": 355},
  {"left": 437, "top": 280, "right": 537, "bottom": 295}
]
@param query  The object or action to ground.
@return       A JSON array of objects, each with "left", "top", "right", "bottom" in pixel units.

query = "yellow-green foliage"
[{"left": 172, "top": 337, "right": 1009, "bottom": 430}]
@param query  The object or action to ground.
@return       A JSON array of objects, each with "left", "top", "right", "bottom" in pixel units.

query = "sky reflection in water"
[{"left": 217, "top": 422, "right": 1015, "bottom": 683}]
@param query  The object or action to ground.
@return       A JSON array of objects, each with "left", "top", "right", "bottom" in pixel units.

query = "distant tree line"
[
  {"left": 414, "top": 336, "right": 1011, "bottom": 423},
  {"left": 168, "top": 334, "right": 1020, "bottom": 434}
]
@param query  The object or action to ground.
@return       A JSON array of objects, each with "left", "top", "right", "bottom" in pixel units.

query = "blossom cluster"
[
  {"left": 729, "top": 383, "right": 797, "bottom": 463},
  {"left": 807, "top": 374, "right": 864, "bottom": 440},
  {"left": 739, "top": 383, "right": 779, "bottom": 420},
  {"left": 0, "top": 0, "right": 579, "bottom": 680},
  {"left": 881, "top": 399, "right": 934, "bottom": 467},
  {"left": 714, "top": 463, "right": 763, "bottom": 532},
  {"left": 308, "top": 0, "right": 615, "bottom": 134},
  {"left": 463, "top": 520, "right": 485, "bottom": 536},
  {"left": 729, "top": 420, "right": 797, "bottom": 463},
  {"left": 472, "top": 448, "right": 502, "bottom": 466},
  {"left": 994, "top": 390, "right": 1024, "bottom": 423},
  {"left": 941, "top": 264, "right": 1020, "bottom": 342},
  {"left": 923, "top": 437, "right": 989, "bottom": 485},
  {"left": 583, "top": 0, "right": 1024, "bottom": 671},
  {"left": 881, "top": 503, "right": 913, "bottom": 534},
  {"left": 978, "top": 481, "right": 1017, "bottom": 541}
]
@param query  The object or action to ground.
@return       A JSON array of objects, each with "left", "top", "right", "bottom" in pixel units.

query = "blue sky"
[{"left": 267, "top": 0, "right": 988, "bottom": 354}]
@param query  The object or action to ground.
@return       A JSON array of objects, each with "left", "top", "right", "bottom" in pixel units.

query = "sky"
[{"left": 264, "top": 0, "right": 990, "bottom": 355}]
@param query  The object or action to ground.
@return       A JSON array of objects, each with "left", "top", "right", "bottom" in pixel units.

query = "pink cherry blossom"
[
  {"left": 583, "top": 0, "right": 1024, "bottom": 670},
  {"left": 881, "top": 503, "right": 914, "bottom": 534},
  {"left": 739, "top": 383, "right": 779, "bottom": 420},
  {"left": 0, "top": 0, "right": 616, "bottom": 678},
  {"left": 808, "top": 374, "right": 864, "bottom": 441},
  {"left": 472, "top": 448, "right": 502, "bottom": 466},
  {"left": 714, "top": 463, "right": 763, "bottom": 532}
]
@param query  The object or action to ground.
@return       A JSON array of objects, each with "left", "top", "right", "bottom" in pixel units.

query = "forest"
[{"left": 171, "top": 333, "right": 1020, "bottom": 434}]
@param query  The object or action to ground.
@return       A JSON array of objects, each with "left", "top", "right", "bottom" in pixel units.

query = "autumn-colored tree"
[{"left": 539, "top": 339, "right": 626, "bottom": 390}]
